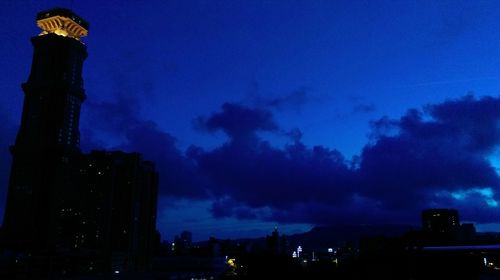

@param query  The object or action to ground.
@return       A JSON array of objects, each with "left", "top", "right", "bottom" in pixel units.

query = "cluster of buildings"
[
  {"left": 2, "top": 6, "right": 500, "bottom": 280},
  {"left": 0, "top": 8, "right": 159, "bottom": 278}
]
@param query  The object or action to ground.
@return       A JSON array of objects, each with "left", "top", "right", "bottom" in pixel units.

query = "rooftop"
[{"left": 36, "top": 8, "right": 89, "bottom": 40}]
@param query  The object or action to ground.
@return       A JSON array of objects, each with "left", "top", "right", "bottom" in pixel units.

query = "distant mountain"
[
  {"left": 195, "top": 224, "right": 418, "bottom": 250},
  {"left": 285, "top": 224, "right": 418, "bottom": 249}
]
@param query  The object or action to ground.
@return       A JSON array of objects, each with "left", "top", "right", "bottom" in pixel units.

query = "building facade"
[
  {"left": 1, "top": 8, "right": 159, "bottom": 276},
  {"left": 422, "top": 208, "right": 460, "bottom": 234},
  {"left": 78, "top": 151, "right": 159, "bottom": 271},
  {"left": 2, "top": 8, "right": 89, "bottom": 253}
]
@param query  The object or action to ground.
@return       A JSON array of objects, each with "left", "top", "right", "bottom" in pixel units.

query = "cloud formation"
[
  {"left": 83, "top": 94, "right": 500, "bottom": 227},
  {"left": 190, "top": 95, "right": 500, "bottom": 225},
  {"left": 82, "top": 95, "right": 210, "bottom": 199},
  {"left": 194, "top": 103, "right": 278, "bottom": 145},
  {"left": 254, "top": 88, "right": 309, "bottom": 112}
]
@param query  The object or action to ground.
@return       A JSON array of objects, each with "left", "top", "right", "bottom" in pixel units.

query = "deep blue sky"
[{"left": 2, "top": 0, "right": 500, "bottom": 241}]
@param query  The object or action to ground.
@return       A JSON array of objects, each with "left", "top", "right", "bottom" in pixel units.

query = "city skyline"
[{"left": 2, "top": 1, "right": 500, "bottom": 241}]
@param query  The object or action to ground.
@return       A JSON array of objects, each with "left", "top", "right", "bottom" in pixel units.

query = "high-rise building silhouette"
[
  {"left": 1, "top": 8, "right": 159, "bottom": 276},
  {"left": 421, "top": 208, "right": 460, "bottom": 233},
  {"left": 2, "top": 8, "right": 89, "bottom": 252},
  {"left": 78, "top": 151, "right": 159, "bottom": 271}
]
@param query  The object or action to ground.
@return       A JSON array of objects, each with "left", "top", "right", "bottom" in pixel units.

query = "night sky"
[{"left": 2, "top": 0, "right": 500, "bottom": 241}]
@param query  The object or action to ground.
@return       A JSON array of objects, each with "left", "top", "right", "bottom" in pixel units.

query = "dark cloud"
[
  {"left": 190, "top": 96, "right": 500, "bottom": 226},
  {"left": 196, "top": 141, "right": 354, "bottom": 209},
  {"left": 211, "top": 198, "right": 258, "bottom": 220},
  {"left": 194, "top": 103, "right": 359, "bottom": 222},
  {"left": 80, "top": 95, "right": 500, "bottom": 227},
  {"left": 117, "top": 121, "right": 210, "bottom": 198},
  {"left": 265, "top": 88, "right": 307, "bottom": 110},
  {"left": 194, "top": 102, "right": 278, "bottom": 145},
  {"left": 81, "top": 95, "right": 209, "bottom": 198},
  {"left": 425, "top": 95, "right": 500, "bottom": 153},
  {"left": 345, "top": 95, "right": 376, "bottom": 115},
  {"left": 284, "top": 128, "right": 303, "bottom": 143},
  {"left": 253, "top": 88, "right": 309, "bottom": 112},
  {"left": 359, "top": 95, "right": 500, "bottom": 215}
]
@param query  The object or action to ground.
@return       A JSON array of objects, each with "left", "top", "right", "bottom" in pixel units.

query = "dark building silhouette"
[
  {"left": 422, "top": 208, "right": 459, "bottom": 234},
  {"left": 78, "top": 151, "right": 158, "bottom": 271},
  {"left": 266, "top": 227, "right": 288, "bottom": 255},
  {"left": 1, "top": 8, "right": 159, "bottom": 276},
  {"left": 174, "top": 230, "right": 193, "bottom": 252},
  {"left": 457, "top": 223, "right": 476, "bottom": 241},
  {"left": 2, "top": 8, "right": 89, "bottom": 253}
]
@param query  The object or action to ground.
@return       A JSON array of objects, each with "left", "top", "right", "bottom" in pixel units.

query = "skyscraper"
[
  {"left": 78, "top": 151, "right": 159, "bottom": 271},
  {"left": 2, "top": 8, "right": 89, "bottom": 252},
  {"left": 1, "top": 9, "right": 159, "bottom": 276}
]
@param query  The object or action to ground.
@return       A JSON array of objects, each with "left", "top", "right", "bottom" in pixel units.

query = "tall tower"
[{"left": 2, "top": 8, "right": 89, "bottom": 251}]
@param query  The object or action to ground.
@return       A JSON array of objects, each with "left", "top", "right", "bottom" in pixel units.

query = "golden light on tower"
[{"left": 36, "top": 8, "right": 89, "bottom": 40}]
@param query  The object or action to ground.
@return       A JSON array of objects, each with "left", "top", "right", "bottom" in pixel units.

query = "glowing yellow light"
[
  {"left": 36, "top": 15, "right": 88, "bottom": 40},
  {"left": 53, "top": 29, "right": 68, "bottom": 37},
  {"left": 227, "top": 258, "right": 237, "bottom": 269}
]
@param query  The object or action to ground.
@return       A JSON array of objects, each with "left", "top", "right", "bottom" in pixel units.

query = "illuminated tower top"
[{"left": 36, "top": 8, "right": 89, "bottom": 40}]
